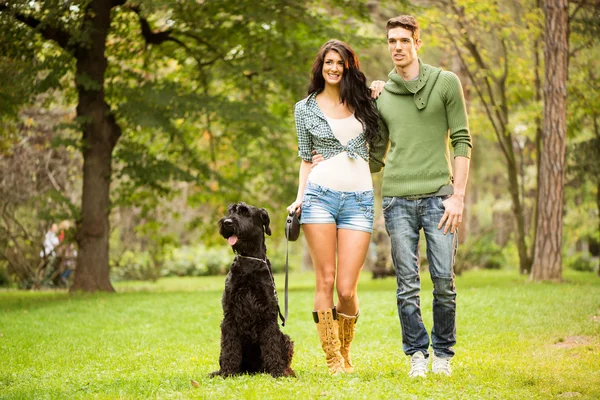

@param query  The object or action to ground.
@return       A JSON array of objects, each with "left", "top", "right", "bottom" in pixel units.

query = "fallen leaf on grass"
[{"left": 190, "top": 379, "right": 200, "bottom": 388}]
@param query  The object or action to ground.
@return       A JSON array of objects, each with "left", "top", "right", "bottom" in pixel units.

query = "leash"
[
  {"left": 235, "top": 254, "right": 287, "bottom": 327},
  {"left": 284, "top": 237, "right": 289, "bottom": 326}
]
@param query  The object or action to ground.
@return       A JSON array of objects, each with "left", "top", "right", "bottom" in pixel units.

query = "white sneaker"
[
  {"left": 432, "top": 353, "right": 452, "bottom": 376},
  {"left": 408, "top": 351, "right": 428, "bottom": 378}
]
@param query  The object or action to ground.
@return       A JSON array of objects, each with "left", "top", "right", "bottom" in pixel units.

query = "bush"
[
  {"left": 110, "top": 243, "right": 285, "bottom": 281},
  {"left": 455, "top": 231, "right": 505, "bottom": 274},
  {"left": 265, "top": 240, "right": 302, "bottom": 274},
  {"left": 160, "top": 245, "right": 232, "bottom": 277},
  {"left": 0, "top": 261, "right": 11, "bottom": 287},
  {"left": 110, "top": 250, "right": 160, "bottom": 281},
  {"left": 566, "top": 253, "right": 595, "bottom": 272}
]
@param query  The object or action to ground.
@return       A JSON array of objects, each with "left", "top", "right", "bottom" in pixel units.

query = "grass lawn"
[{"left": 1, "top": 268, "right": 599, "bottom": 399}]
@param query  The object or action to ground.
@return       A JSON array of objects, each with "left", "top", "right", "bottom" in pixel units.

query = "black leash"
[
  {"left": 283, "top": 236, "right": 290, "bottom": 326},
  {"left": 236, "top": 254, "right": 287, "bottom": 327}
]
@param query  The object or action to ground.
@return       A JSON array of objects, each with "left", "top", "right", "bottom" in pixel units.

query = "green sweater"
[{"left": 369, "top": 60, "right": 472, "bottom": 197}]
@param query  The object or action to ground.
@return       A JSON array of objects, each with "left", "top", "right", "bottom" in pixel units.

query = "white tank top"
[{"left": 308, "top": 114, "right": 373, "bottom": 192}]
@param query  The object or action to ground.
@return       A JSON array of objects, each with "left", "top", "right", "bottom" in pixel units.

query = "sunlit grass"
[{"left": 1, "top": 268, "right": 599, "bottom": 399}]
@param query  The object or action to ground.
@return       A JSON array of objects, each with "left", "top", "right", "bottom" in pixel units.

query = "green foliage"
[
  {"left": 2, "top": 0, "right": 599, "bottom": 285},
  {"left": 0, "top": 261, "right": 10, "bottom": 287},
  {"left": 455, "top": 231, "right": 506, "bottom": 274},
  {"left": 110, "top": 250, "right": 159, "bottom": 281},
  {"left": 1, "top": 269, "right": 600, "bottom": 398},
  {"left": 566, "top": 253, "right": 596, "bottom": 273},
  {"left": 1, "top": 0, "right": 377, "bottom": 278},
  {"left": 110, "top": 244, "right": 233, "bottom": 280},
  {"left": 160, "top": 245, "right": 232, "bottom": 277}
]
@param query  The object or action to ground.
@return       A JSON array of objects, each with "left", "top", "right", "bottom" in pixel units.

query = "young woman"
[{"left": 287, "top": 39, "right": 379, "bottom": 375}]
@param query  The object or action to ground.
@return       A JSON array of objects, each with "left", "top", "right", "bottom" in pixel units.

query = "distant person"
[
  {"left": 287, "top": 39, "right": 379, "bottom": 375},
  {"left": 60, "top": 243, "right": 77, "bottom": 286},
  {"left": 40, "top": 223, "right": 59, "bottom": 258},
  {"left": 57, "top": 221, "right": 75, "bottom": 286}
]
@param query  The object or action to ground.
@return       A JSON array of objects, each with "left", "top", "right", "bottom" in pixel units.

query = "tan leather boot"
[
  {"left": 338, "top": 311, "right": 358, "bottom": 373},
  {"left": 313, "top": 307, "right": 346, "bottom": 375}
]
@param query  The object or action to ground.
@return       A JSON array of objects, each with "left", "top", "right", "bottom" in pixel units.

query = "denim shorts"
[{"left": 300, "top": 181, "right": 374, "bottom": 233}]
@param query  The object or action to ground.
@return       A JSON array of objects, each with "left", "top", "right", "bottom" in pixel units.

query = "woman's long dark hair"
[{"left": 307, "top": 39, "right": 379, "bottom": 147}]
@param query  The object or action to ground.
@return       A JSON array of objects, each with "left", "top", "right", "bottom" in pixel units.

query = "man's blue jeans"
[{"left": 383, "top": 195, "right": 457, "bottom": 359}]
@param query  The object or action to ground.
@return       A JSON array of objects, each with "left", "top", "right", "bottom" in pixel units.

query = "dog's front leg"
[
  {"left": 210, "top": 318, "right": 243, "bottom": 378},
  {"left": 259, "top": 323, "right": 292, "bottom": 378}
]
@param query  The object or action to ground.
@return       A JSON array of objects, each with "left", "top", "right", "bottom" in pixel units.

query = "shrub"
[
  {"left": 160, "top": 245, "right": 232, "bottom": 277},
  {"left": 0, "top": 261, "right": 10, "bottom": 287},
  {"left": 455, "top": 231, "right": 505, "bottom": 274},
  {"left": 110, "top": 250, "right": 160, "bottom": 281},
  {"left": 566, "top": 253, "right": 595, "bottom": 272}
]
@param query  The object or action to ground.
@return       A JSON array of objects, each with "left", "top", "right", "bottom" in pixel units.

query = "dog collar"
[{"left": 235, "top": 255, "right": 268, "bottom": 264}]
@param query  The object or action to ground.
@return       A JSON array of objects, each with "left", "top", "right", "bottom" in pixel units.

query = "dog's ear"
[
  {"left": 260, "top": 208, "right": 271, "bottom": 236},
  {"left": 227, "top": 203, "right": 237, "bottom": 214}
]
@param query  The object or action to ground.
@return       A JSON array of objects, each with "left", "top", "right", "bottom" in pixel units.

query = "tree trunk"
[
  {"left": 70, "top": 0, "right": 120, "bottom": 292},
  {"left": 530, "top": 0, "right": 568, "bottom": 282},
  {"left": 508, "top": 160, "right": 531, "bottom": 274},
  {"left": 531, "top": 3, "right": 543, "bottom": 261}
]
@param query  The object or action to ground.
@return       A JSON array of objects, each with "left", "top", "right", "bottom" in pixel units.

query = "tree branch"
[
  {"left": 448, "top": 0, "right": 508, "bottom": 133},
  {"left": 569, "top": 39, "right": 595, "bottom": 57},
  {"left": 111, "top": 0, "right": 127, "bottom": 8},
  {"left": 44, "top": 150, "right": 63, "bottom": 193},
  {"left": 128, "top": 5, "right": 189, "bottom": 51},
  {"left": 444, "top": 28, "right": 511, "bottom": 162},
  {"left": 569, "top": 0, "right": 587, "bottom": 20},
  {"left": 449, "top": 1, "right": 489, "bottom": 71},
  {"left": 499, "top": 38, "right": 509, "bottom": 123},
  {"left": 0, "top": 2, "right": 73, "bottom": 51},
  {"left": 443, "top": 25, "right": 513, "bottom": 165}
]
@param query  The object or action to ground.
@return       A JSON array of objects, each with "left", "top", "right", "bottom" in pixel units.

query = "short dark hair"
[{"left": 386, "top": 15, "right": 420, "bottom": 42}]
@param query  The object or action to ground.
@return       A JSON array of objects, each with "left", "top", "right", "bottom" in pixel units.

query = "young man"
[{"left": 369, "top": 15, "right": 472, "bottom": 378}]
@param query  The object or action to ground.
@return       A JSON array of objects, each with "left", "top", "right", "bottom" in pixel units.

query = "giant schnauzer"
[{"left": 211, "top": 202, "right": 295, "bottom": 378}]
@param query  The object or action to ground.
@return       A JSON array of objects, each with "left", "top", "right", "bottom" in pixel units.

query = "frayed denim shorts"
[{"left": 300, "top": 181, "right": 374, "bottom": 233}]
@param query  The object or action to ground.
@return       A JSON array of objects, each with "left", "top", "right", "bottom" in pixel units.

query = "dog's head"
[{"left": 218, "top": 202, "right": 271, "bottom": 255}]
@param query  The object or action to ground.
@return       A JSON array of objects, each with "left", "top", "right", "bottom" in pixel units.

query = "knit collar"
[{"left": 384, "top": 59, "right": 441, "bottom": 110}]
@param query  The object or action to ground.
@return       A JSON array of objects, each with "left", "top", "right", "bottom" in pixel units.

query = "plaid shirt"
[{"left": 294, "top": 93, "right": 369, "bottom": 162}]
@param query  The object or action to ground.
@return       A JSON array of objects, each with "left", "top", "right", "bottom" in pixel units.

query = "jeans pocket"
[
  {"left": 302, "top": 187, "right": 323, "bottom": 208},
  {"left": 382, "top": 196, "right": 396, "bottom": 212},
  {"left": 358, "top": 193, "right": 375, "bottom": 220},
  {"left": 439, "top": 195, "right": 451, "bottom": 210}
]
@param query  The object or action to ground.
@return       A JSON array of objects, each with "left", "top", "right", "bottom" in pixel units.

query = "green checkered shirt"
[{"left": 294, "top": 92, "right": 369, "bottom": 162}]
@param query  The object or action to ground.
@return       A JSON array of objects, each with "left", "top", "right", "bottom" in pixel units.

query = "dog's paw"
[{"left": 208, "top": 370, "right": 221, "bottom": 378}]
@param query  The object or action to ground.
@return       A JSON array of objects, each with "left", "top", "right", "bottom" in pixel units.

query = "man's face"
[
  {"left": 387, "top": 27, "right": 421, "bottom": 70},
  {"left": 322, "top": 50, "right": 344, "bottom": 86}
]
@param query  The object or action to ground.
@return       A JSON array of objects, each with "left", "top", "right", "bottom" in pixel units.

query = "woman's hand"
[
  {"left": 311, "top": 150, "right": 324, "bottom": 169},
  {"left": 369, "top": 80, "right": 386, "bottom": 99},
  {"left": 287, "top": 200, "right": 302, "bottom": 215}
]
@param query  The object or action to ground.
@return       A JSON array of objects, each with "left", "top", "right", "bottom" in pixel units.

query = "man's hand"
[
  {"left": 369, "top": 80, "right": 386, "bottom": 99},
  {"left": 311, "top": 150, "right": 324, "bottom": 169},
  {"left": 437, "top": 194, "right": 464, "bottom": 234}
]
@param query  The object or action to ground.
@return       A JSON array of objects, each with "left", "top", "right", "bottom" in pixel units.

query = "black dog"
[{"left": 211, "top": 202, "right": 295, "bottom": 378}]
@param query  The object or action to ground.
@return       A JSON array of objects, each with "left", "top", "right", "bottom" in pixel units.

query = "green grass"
[{"left": 1, "top": 268, "right": 599, "bottom": 399}]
